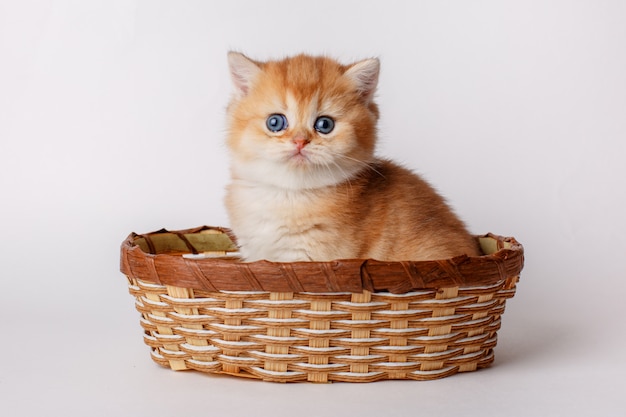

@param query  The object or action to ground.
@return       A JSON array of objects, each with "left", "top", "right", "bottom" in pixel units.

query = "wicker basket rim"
[{"left": 120, "top": 226, "right": 524, "bottom": 294}]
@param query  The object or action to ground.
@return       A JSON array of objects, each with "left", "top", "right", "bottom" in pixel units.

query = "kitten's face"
[{"left": 226, "top": 53, "right": 380, "bottom": 190}]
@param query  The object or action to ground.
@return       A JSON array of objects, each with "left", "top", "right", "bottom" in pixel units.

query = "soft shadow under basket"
[{"left": 120, "top": 226, "right": 524, "bottom": 383}]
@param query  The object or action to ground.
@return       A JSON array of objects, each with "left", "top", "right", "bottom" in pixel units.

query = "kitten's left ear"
[
  {"left": 228, "top": 51, "right": 262, "bottom": 98},
  {"left": 344, "top": 58, "right": 380, "bottom": 102}
]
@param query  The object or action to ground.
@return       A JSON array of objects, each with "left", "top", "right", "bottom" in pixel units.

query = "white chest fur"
[{"left": 226, "top": 180, "right": 349, "bottom": 262}]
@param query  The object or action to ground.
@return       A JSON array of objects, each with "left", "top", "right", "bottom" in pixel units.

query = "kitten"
[{"left": 224, "top": 52, "right": 480, "bottom": 262}]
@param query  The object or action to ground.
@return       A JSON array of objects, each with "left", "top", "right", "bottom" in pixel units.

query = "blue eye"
[
  {"left": 266, "top": 114, "right": 288, "bottom": 132},
  {"left": 314, "top": 116, "right": 335, "bottom": 134}
]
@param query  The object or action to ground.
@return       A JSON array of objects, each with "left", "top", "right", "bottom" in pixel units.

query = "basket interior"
[
  {"left": 134, "top": 229, "right": 238, "bottom": 256},
  {"left": 133, "top": 228, "right": 508, "bottom": 258}
]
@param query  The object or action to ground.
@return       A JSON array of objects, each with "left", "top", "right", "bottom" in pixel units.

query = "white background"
[{"left": 1, "top": 1, "right": 625, "bottom": 416}]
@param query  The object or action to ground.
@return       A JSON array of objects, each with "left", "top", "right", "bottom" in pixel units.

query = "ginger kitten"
[{"left": 224, "top": 52, "right": 480, "bottom": 262}]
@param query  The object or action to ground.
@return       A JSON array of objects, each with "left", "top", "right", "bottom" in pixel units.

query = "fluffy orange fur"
[{"left": 224, "top": 52, "right": 480, "bottom": 262}]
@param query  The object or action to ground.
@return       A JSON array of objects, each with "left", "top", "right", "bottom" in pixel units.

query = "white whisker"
[{"left": 327, "top": 151, "right": 385, "bottom": 179}]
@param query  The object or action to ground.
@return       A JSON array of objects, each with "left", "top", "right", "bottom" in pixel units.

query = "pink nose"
[{"left": 293, "top": 138, "right": 309, "bottom": 151}]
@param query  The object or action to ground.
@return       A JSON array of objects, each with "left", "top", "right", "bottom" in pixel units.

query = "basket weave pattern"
[{"left": 121, "top": 227, "right": 523, "bottom": 383}]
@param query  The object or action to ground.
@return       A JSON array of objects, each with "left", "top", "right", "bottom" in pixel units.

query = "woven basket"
[{"left": 120, "top": 226, "right": 524, "bottom": 383}]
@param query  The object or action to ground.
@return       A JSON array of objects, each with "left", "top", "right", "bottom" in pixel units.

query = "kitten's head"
[{"left": 226, "top": 52, "right": 380, "bottom": 190}]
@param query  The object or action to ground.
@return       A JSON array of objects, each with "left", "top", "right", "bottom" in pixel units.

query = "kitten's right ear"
[{"left": 228, "top": 51, "right": 262, "bottom": 98}]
